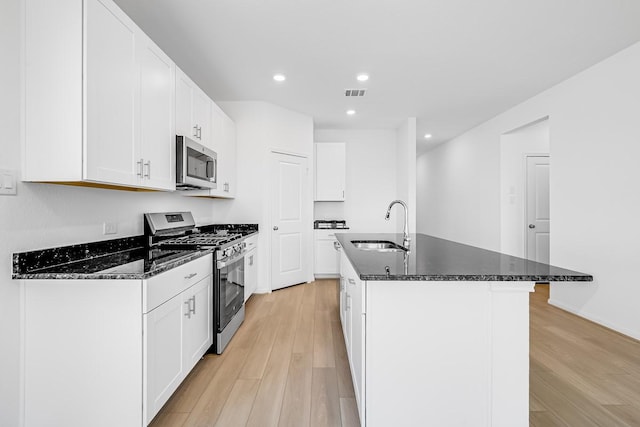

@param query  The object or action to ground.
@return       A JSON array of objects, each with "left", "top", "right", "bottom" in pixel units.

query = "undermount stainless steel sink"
[{"left": 351, "top": 240, "right": 407, "bottom": 252}]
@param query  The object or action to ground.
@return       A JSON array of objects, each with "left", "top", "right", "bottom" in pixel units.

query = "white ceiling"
[{"left": 114, "top": 0, "right": 640, "bottom": 150}]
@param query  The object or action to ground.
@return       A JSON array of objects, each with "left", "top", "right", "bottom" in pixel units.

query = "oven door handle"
[{"left": 217, "top": 250, "right": 246, "bottom": 269}]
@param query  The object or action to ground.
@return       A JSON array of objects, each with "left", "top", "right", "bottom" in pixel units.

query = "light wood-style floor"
[
  {"left": 530, "top": 285, "right": 640, "bottom": 426},
  {"left": 150, "top": 279, "right": 359, "bottom": 427},
  {"left": 151, "top": 281, "right": 640, "bottom": 427}
]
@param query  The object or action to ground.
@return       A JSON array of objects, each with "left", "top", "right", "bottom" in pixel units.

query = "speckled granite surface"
[
  {"left": 12, "top": 224, "right": 258, "bottom": 280},
  {"left": 336, "top": 233, "right": 593, "bottom": 282},
  {"left": 200, "top": 223, "right": 258, "bottom": 236},
  {"left": 13, "top": 236, "right": 209, "bottom": 280}
]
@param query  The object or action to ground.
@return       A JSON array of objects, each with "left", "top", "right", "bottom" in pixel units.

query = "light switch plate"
[
  {"left": 103, "top": 222, "right": 118, "bottom": 235},
  {"left": 0, "top": 169, "right": 17, "bottom": 195}
]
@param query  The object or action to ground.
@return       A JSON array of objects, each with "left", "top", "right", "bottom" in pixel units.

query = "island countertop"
[{"left": 335, "top": 233, "right": 593, "bottom": 282}]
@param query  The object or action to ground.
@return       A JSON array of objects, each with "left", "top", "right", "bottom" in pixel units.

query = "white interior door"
[
  {"left": 271, "top": 152, "right": 308, "bottom": 291},
  {"left": 526, "top": 155, "right": 550, "bottom": 263}
]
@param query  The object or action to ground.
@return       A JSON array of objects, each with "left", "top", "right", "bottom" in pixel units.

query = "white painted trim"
[
  {"left": 269, "top": 148, "right": 307, "bottom": 158},
  {"left": 548, "top": 298, "right": 640, "bottom": 341}
]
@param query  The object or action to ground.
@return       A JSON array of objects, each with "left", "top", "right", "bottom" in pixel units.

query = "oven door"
[{"left": 216, "top": 250, "right": 245, "bottom": 332}]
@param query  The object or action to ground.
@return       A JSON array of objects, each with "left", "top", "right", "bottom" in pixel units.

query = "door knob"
[
  {"left": 273, "top": 226, "right": 279, "bottom": 231},
  {"left": 528, "top": 224, "right": 536, "bottom": 229}
]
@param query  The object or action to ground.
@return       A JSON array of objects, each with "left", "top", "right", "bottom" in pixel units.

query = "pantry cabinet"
[
  {"left": 24, "top": 0, "right": 175, "bottom": 191},
  {"left": 315, "top": 142, "right": 346, "bottom": 201}
]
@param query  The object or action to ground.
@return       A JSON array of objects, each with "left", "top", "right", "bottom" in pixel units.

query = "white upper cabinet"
[
  {"left": 24, "top": 0, "right": 176, "bottom": 191},
  {"left": 211, "top": 103, "right": 237, "bottom": 198},
  {"left": 315, "top": 142, "right": 346, "bottom": 201},
  {"left": 175, "top": 67, "right": 213, "bottom": 148},
  {"left": 84, "top": 0, "right": 138, "bottom": 186},
  {"left": 136, "top": 33, "right": 176, "bottom": 190}
]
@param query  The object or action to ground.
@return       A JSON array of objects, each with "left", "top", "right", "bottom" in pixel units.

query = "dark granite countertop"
[
  {"left": 12, "top": 223, "right": 258, "bottom": 280},
  {"left": 335, "top": 233, "right": 593, "bottom": 282},
  {"left": 12, "top": 235, "right": 211, "bottom": 280}
]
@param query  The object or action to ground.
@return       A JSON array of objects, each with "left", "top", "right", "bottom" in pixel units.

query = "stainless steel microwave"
[{"left": 176, "top": 135, "right": 217, "bottom": 190}]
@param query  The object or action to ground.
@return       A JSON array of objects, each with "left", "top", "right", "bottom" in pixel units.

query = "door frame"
[
  {"left": 268, "top": 149, "right": 314, "bottom": 291},
  {"left": 523, "top": 154, "right": 550, "bottom": 261}
]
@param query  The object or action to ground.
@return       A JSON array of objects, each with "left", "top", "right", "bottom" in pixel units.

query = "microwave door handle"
[{"left": 206, "top": 159, "right": 216, "bottom": 182}]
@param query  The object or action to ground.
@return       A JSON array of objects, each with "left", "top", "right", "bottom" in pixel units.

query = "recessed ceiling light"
[
  {"left": 346, "top": 110, "right": 356, "bottom": 115},
  {"left": 356, "top": 74, "right": 369, "bottom": 82},
  {"left": 424, "top": 133, "right": 432, "bottom": 139},
  {"left": 273, "top": 73, "right": 286, "bottom": 82}
]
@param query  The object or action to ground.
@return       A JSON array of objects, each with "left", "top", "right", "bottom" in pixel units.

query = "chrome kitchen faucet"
[{"left": 385, "top": 199, "right": 410, "bottom": 250}]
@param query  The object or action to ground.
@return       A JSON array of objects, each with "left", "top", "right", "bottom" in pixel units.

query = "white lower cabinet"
[
  {"left": 22, "top": 254, "right": 213, "bottom": 427},
  {"left": 144, "top": 292, "right": 185, "bottom": 422},
  {"left": 244, "top": 234, "right": 259, "bottom": 302},
  {"left": 315, "top": 230, "right": 341, "bottom": 277},
  {"left": 339, "top": 252, "right": 365, "bottom": 424}
]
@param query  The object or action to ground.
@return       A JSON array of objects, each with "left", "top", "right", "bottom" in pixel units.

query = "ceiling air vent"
[{"left": 345, "top": 88, "right": 367, "bottom": 97}]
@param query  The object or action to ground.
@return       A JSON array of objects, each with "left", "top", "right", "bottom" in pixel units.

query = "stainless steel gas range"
[{"left": 144, "top": 211, "right": 246, "bottom": 354}]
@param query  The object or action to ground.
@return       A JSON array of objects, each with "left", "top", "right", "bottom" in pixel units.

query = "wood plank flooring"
[
  {"left": 150, "top": 279, "right": 358, "bottom": 427},
  {"left": 530, "top": 284, "right": 640, "bottom": 426},
  {"left": 150, "top": 280, "right": 640, "bottom": 427}
]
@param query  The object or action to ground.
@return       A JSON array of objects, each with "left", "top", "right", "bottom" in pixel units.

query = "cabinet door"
[
  {"left": 175, "top": 67, "right": 194, "bottom": 139},
  {"left": 182, "top": 277, "right": 213, "bottom": 373},
  {"left": 137, "top": 34, "right": 175, "bottom": 190},
  {"left": 350, "top": 277, "right": 365, "bottom": 419},
  {"left": 193, "top": 87, "right": 212, "bottom": 146},
  {"left": 144, "top": 293, "right": 185, "bottom": 424},
  {"left": 221, "top": 114, "right": 237, "bottom": 196},
  {"left": 244, "top": 247, "right": 258, "bottom": 302},
  {"left": 84, "top": 0, "right": 138, "bottom": 186},
  {"left": 315, "top": 142, "right": 346, "bottom": 201},
  {"left": 315, "top": 238, "right": 340, "bottom": 275},
  {"left": 210, "top": 104, "right": 237, "bottom": 198}
]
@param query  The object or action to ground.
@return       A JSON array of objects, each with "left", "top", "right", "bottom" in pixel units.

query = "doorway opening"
[{"left": 499, "top": 117, "right": 550, "bottom": 260}]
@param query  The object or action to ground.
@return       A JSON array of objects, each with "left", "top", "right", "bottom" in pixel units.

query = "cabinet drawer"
[
  {"left": 315, "top": 229, "right": 341, "bottom": 240},
  {"left": 244, "top": 234, "right": 258, "bottom": 250},
  {"left": 144, "top": 254, "right": 213, "bottom": 313}
]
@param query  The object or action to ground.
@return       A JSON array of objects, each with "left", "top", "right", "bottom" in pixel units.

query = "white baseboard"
[{"left": 548, "top": 298, "right": 640, "bottom": 341}]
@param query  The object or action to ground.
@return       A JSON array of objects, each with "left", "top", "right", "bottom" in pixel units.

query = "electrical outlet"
[
  {"left": 0, "top": 169, "right": 17, "bottom": 195},
  {"left": 103, "top": 222, "right": 118, "bottom": 235}
]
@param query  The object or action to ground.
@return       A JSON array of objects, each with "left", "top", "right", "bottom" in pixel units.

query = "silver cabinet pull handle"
[
  {"left": 529, "top": 224, "right": 536, "bottom": 229},
  {"left": 137, "top": 159, "right": 144, "bottom": 177},
  {"left": 193, "top": 125, "right": 199, "bottom": 138},
  {"left": 184, "top": 300, "right": 191, "bottom": 318},
  {"left": 273, "top": 226, "right": 278, "bottom": 231},
  {"left": 144, "top": 160, "right": 151, "bottom": 178},
  {"left": 348, "top": 278, "right": 355, "bottom": 284},
  {"left": 190, "top": 295, "right": 196, "bottom": 315},
  {"left": 184, "top": 272, "right": 197, "bottom": 280}
]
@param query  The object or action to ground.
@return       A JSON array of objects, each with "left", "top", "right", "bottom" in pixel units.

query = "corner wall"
[
  {"left": 417, "top": 40, "right": 640, "bottom": 339},
  {"left": 313, "top": 129, "right": 398, "bottom": 233},
  {"left": 220, "top": 101, "right": 315, "bottom": 289}
]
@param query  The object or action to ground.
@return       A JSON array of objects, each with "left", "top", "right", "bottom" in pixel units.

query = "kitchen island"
[{"left": 335, "top": 233, "right": 591, "bottom": 427}]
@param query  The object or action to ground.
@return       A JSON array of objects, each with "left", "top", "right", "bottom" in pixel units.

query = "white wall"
[
  {"left": 220, "top": 101, "right": 314, "bottom": 289},
  {"left": 417, "top": 40, "right": 640, "bottom": 340},
  {"left": 314, "top": 129, "right": 398, "bottom": 233},
  {"left": 500, "top": 118, "right": 549, "bottom": 257},
  {"left": 395, "top": 118, "right": 417, "bottom": 236},
  {"left": 1, "top": 0, "right": 22, "bottom": 424}
]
